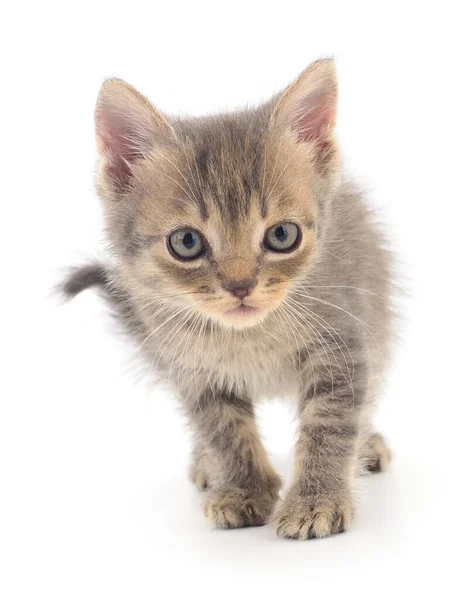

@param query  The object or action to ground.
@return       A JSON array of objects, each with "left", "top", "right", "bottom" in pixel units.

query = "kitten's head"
[{"left": 95, "top": 59, "right": 340, "bottom": 329}]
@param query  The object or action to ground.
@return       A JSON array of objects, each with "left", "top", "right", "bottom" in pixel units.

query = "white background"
[{"left": 1, "top": 2, "right": 465, "bottom": 598}]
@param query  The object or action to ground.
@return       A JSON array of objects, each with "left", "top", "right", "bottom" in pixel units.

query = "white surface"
[{"left": 1, "top": 2, "right": 465, "bottom": 598}]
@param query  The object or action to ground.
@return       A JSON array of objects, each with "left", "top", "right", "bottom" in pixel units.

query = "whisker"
[
  {"left": 269, "top": 278, "right": 384, "bottom": 298},
  {"left": 145, "top": 166, "right": 199, "bottom": 206},
  {"left": 264, "top": 142, "right": 304, "bottom": 205},
  {"left": 320, "top": 248, "right": 343, "bottom": 261},
  {"left": 157, "top": 151, "right": 200, "bottom": 207},
  {"left": 280, "top": 302, "right": 335, "bottom": 399},
  {"left": 153, "top": 309, "right": 195, "bottom": 374},
  {"left": 180, "top": 141, "right": 204, "bottom": 201},
  {"left": 263, "top": 137, "right": 282, "bottom": 204},
  {"left": 284, "top": 297, "right": 355, "bottom": 402},
  {"left": 290, "top": 290, "right": 382, "bottom": 355},
  {"left": 138, "top": 291, "right": 204, "bottom": 313},
  {"left": 136, "top": 305, "right": 191, "bottom": 354},
  {"left": 275, "top": 305, "right": 305, "bottom": 388},
  {"left": 286, "top": 294, "right": 355, "bottom": 374}
]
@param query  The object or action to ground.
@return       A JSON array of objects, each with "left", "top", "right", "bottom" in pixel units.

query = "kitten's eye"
[
  {"left": 168, "top": 229, "right": 204, "bottom": 260},
  {"left": 265, "top": 222, "right": 300, "bottom": 252}
]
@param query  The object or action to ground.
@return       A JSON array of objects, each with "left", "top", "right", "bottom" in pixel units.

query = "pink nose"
[{"left": 222, "top": 279, "right": 257, "bottom": 299}]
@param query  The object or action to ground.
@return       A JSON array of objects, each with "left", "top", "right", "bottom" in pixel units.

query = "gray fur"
[{"left": 63, "top": 60, "right": 395, "bottom": 539}]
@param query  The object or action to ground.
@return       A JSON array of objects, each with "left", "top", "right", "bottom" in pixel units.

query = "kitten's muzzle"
[{"left": 222, "top": 279, "right": 257, "bottom": 299}]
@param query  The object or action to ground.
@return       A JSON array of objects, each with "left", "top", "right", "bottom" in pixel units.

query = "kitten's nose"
[{"left": 222, "top": 279, "right": 257, "bottom": 299}]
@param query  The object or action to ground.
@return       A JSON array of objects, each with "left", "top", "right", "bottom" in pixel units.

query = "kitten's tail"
[
  {"left": 59, "top": 262, "right": 138, "bottom": 331},
  {"left": 60, "top": 262, "right": 110, "bottom": 300}
]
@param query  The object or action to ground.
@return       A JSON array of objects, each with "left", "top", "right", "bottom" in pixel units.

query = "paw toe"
[
  {"left": 274, "top": 493, "right": 352, "bottom": 540},
  {"left": 205, "top": 488, "right": 277, "bottom": 529}
]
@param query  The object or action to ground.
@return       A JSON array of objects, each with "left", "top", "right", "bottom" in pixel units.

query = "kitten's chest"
[{"left": 186, "top": 328, "right": 299, "bottom": 400}]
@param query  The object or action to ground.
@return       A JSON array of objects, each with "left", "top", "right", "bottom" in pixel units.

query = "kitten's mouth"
[
  {"left": 216, "top": 299, "right": 272, "bottom": 328},
  {"left": 225, "top": 303, "right": 259, "bottom": 317}
]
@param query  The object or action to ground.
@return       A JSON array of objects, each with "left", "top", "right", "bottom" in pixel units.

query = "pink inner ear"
[
  {"left": 95, "top": 109, "right": 147, "bottom": 187},
  {"left": 293, "top": 88, "right": 335, "bottom": 145},
  {"left": 96, "top": 111, "right": 145, "bottom": 161}
]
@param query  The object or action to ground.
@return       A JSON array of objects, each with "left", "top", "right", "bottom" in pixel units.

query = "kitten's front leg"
[
  {"left": 274, "top": 369, "right": 366, "bottom": 540},
  {"left": 186, "top": 388, "right": 281, "bottom": 529}
]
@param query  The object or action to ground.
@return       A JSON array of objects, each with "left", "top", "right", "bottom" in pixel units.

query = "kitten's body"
[
  {"left": 65, "top": 60, "right": 394, "bottom": 539},
  {"left": 98, "top": 182, "right": 391, "bottom": 400}
]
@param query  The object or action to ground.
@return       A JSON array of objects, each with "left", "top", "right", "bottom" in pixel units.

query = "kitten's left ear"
[{"left": 272, "top": 59, "right": 338, "bottom": 163}]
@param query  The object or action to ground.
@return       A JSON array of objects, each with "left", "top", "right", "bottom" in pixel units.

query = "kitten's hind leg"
[
  {"left": 359, "top": 432, "right": 391, "bottom": 474},
  {"left": 189, "top": 440, "right": 211, "bottom": 491}
]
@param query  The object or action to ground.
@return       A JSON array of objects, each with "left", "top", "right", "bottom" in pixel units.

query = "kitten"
[{"left": 63, "top": 59, "right": 393, "bottom": 539}]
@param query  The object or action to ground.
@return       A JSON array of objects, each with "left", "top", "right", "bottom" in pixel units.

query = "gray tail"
[{"left": 60, "top": 262, "right": 110, "bottom": 299}]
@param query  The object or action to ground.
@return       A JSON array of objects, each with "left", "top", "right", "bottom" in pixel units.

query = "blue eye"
[
  {"left": 168, "top": 229, "right": 204, "bottom": 259},
  {"left": 265, "top": 223, "right": 300, "bottom": 252}
]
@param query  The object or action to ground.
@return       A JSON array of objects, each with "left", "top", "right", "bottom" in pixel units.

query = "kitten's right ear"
[
  {"left": 271, "top": 59, "right": 338, "bottom": 172},
  {"left": 95, "top": 78, "right": 177, "bottom": 190}
]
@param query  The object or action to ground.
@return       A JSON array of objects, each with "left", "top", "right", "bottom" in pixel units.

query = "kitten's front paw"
[
  {"left": 205, "top": 486, "right": 279, "bottom": 529},
  {"left": 274, "top": 488, "right": 353, "bottom": 540}
]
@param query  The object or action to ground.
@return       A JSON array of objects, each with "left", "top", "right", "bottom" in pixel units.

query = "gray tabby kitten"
[{"left": 64, "top": 59, "right": 393, "bottom": 540}]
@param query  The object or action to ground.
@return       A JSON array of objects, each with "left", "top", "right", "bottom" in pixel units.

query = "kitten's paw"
[
  {"left": 363, "top": 432, "right": 391, "bottom": 474},
  {"left": 274, "top": 489, "right": 353, "bottom": 540},
  {"left": 205, "top": 487, "right": 279, "bottom": 529}
]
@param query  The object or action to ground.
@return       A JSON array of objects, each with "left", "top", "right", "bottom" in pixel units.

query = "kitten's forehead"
[
  {"left": 174, "top": 109, "right": 315, "bottom": 225},
  {"left": 177, "top": 112, "right": 267, "bottom": 221}
]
